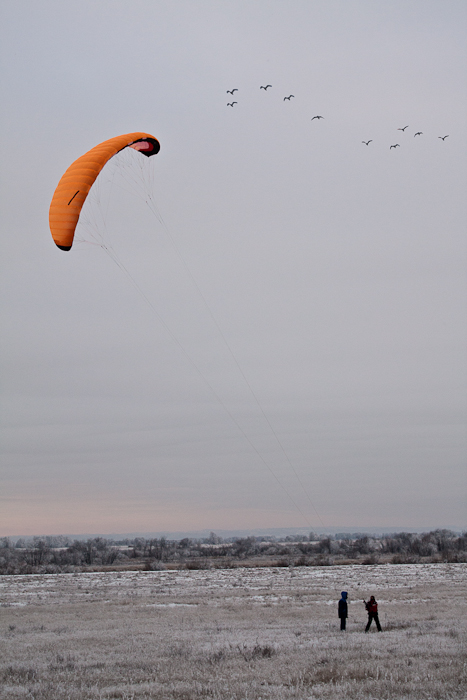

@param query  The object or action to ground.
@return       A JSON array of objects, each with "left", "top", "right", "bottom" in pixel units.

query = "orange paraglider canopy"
[{"left": 49, "top": 132, "right": 160, "bottom": 251}]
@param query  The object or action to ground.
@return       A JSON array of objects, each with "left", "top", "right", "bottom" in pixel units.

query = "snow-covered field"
[{"left": 1, "top": 563, "right": 466, "bottom": 699}]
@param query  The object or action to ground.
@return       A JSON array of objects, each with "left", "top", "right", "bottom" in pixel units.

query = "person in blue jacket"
[{"left": 338, "top": 591, "right": 348, "bottom": 630}]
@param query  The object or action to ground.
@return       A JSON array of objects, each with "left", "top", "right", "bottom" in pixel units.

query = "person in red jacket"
[{"left": 364, "top": 596, "right": 382, "bottom": 632}]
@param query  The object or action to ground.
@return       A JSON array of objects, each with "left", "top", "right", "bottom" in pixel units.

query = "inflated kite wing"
[{"left": 49, "top": 132, "right": 160, "bottom": 251}]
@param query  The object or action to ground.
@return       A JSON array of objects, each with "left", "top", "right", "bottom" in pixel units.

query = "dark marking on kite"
[{"left": 68, "top": 191, "right": 80, "bottom": 205}]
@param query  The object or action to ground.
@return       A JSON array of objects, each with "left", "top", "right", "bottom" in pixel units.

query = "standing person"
[
  {"left": 364, "top": 595, "right": 382, "bottom": 632},
  {"left": 338, "top": 591, "right": 348, "bottom": 631}
]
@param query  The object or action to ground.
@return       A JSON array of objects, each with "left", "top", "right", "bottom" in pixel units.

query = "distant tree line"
[{"left": 0, "top": 529, "right": 465, "bottom": 575}]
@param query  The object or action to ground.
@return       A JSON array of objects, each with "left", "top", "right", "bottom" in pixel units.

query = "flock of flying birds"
[{"left": 226, "top": 86, "right": 450, "bottom": 149}]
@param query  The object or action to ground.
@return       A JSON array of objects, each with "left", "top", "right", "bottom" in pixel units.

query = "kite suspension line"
[
  {"left": 144, "top": 200, "right": 325, "bottom": 529},
  {"left": 122, "top": 157, "right": 325, "bottom": 529},
  {"left": 76, "top": 159, "right": 119, "bottom": 249},
  {"left": 97, "top": 241, "right": 314, "bottom": 528},
  {"left": 79, "top": 151, "right": 324, "bottom": 529}
]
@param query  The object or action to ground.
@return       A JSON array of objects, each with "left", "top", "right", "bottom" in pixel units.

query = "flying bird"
[
  {"left": 311, "top": 115, "right": 324, "bottom": 120},
  {"left": 414, "top": 132, "right": 423, "bottom": 137},
  {"left": 283, "top": 95, "right": 294, "bottom": 101},
  {"left": 227, "top": 102, "right": 237, "bottom": 107},
  {"left": 260, "top": 85, "right": 272, "bottom": 90},
  {"left": 438, "top": 135, "right": 449, "bottom": 140},
  {"left": 390, "top": 144, "right": 400, "bottom": 149},
  {"left": 226, "top": 89, "right": 238, "bottom": 94},
  {"left": 362, "top": 140, "right": 373, "bottom": 145},
  {"left": 397, "top": 125, "right": 409, "bottom": 131}
]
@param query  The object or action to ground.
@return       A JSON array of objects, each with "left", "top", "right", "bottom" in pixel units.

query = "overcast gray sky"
[{"left": 1, "top": 0, "right": 466, "bottom": 537}]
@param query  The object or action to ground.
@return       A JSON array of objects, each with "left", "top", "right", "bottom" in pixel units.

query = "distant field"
[{"left": 1, "top": 563, "right": 466, "bottom": 699}]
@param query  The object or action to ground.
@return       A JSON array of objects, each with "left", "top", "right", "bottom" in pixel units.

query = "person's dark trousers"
[
  {"left": 340, "top": 618, "right": 346, "bottom": 630},
  {"left": 365, "top": 613, "right": 382, "bottom": 632}
]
